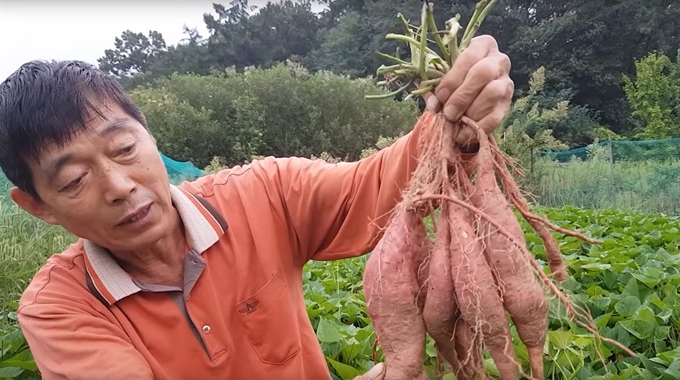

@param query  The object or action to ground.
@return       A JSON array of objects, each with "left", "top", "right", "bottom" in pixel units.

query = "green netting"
[
  {"left": 541, "top": 137, "right": 680, "bottom": 163},
  {"left": 160, "top": 152, "right": 204, "bottom": 184}
]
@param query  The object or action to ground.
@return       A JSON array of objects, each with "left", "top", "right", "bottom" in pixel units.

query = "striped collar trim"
[{"left": 83, "top": 185, "right": 227, "bottom": 306}]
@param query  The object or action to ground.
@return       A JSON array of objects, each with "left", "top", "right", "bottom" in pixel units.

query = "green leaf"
[
  {"left": 0, "top": 348, "right": 36, "bottom": 371},
  {"left": 582, "top": 263, "right": 611, "bottom": 270},
  {"left": 623, "top": 277, "right": 641, "bottom": 299},
  {"left": 665, "top": 361, "right": 680, "bottom": 380},
  {"left": 609, "top": 323, "right": 633, "bottom": 348},
  {"left": 604, "top": 269, "right": 619, "bottom": 289},
  {"left": 549, "top": 330, "right": 574, "bottom": 350},
  {"left": 326, "top": 357, "right": 362, "bottom": 380},
  {"left": 595, "top": 312, "right": 613, "bottom": 329},
  {"left": 317, "top": 319, "right": 344, "bottom": 343},
  {"left": 590, "top": 296, "right": 612, "bottom": 311},
  {"left": 615, "top": 296, "right": 642, "bottom": 317},
  {"left": 633, "top": 272, "right": 662, "bottom": 288},
  {"left": 639, "top": 354, "right": 665, "bottom": 376},
  {"left": 0, "top": 367, "right": 23, "bottom": 378},
  {"left": 653, "top": 325, "right": 670, "bottom": 340},
  {"left": 425, "top": 341, "right": 437, "bottom": 358},
  {"left": 657, "top": 347, "right": 680, "bottom": 364},
  {"left": 620, "top": 319, "right": 655, "bottom": 340},
  {"left": 634, "top": 306, "right": 659, "bottom": 324}
]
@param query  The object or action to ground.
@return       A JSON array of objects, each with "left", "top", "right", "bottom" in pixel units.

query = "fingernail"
[
  {"left": 426, "top": 96, "right": 439, "bottom": 112},
  {"left": 367, "top": 363, "right": 385, "bottom": 378}
]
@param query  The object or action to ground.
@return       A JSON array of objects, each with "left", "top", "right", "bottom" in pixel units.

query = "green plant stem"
[
  {"left": 419, "top": 78, "right": 441, "bottom": 88},
  {"left": 411, "top": 84, "right": 434, "bottom": 95},
  {"left": 444, "top": 15, "right": 461, "bottom": 68},
  {"left": 368, "top": 0, "right": 498, "bottom": 101},
  {"left": 396, "top": 13, "right": 413, "bottom": 38},
  {"left": 384, "top": 34, "right": 441, "bottom": 57},
  {"left": 364, "top": 81, "right": 412, "bottom": 99},
  {"left": 377, "top": 52, "right": 410, "bottom": 65},
  {"left": 449, "top": 37, "right": 459, "bottom": 66},
  {"left": 425, "top": 69, "right": 445, "bottom": 78},
  {"left": 460, "top": 0, "right": 498, "bottom": 50},
  {"left": 461, "top": 0, "right": 487, "bottom": 47},
  {"left": 418, "top": 2, "right": 429, "bottom": 81},
  {"left": 377, "top": 63, "right": 446, "bottom": 80},
  {"left": 424, "top": 3, "right": 450, "bottom": 64}
]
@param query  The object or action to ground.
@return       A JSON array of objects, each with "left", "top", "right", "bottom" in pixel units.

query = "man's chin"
[{"left": 101, "top": 225, "right": 166, "bottom": 253}]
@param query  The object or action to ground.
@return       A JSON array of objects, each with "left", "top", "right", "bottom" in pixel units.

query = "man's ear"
[{"left": 9, "top": 187, "right": 59, "bottom": 225}]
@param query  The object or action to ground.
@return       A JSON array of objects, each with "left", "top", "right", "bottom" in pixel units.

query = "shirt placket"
[{"left": 133, "top": 249, "right": 213, "bottom": 358}]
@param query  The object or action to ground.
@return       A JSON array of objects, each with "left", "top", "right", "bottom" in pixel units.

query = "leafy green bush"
[
  {"left": 130, "top": 61, "right": 420, "bottom": 168},
  {"left": 495, "top": 66, "right": 569, "bottom": 191},
  {"left": 0, "top": 325, "right": 38, "bottom": 380},
  {"left": 622, "top": 50, "right": 680, "bottom": 139}
]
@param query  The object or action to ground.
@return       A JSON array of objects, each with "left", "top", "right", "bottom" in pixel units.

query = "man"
[{"left": 0, "top": 35, "right": 512, "bottom": 380}]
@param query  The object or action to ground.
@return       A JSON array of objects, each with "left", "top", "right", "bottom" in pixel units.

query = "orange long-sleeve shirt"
[{"left": 17, "top": 112, "right": 437, "bottom": 380}]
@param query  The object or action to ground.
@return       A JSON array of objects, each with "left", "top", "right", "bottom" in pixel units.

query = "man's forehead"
[{"left": 37, "top": 114, "right": 133, "bottom": 152}]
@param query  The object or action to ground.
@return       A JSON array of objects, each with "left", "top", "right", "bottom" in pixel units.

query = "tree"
[
  {"left": 508, "top": 0, "right": 680, "bottom": 134},
  {"left": 204, "top": 0, "right": 322, "bottom": 70},
  {"left": 97, "top": 30, "right": 167, "bottom": 77},
  {"left": 622, "top": 50, "right": 680, "bottom": 139},
  {"left": 496, "top": 66, "right": 569, "bottom": 183},
  {"left": 95, "top": 0, "right": 680, "bottom": 146}
]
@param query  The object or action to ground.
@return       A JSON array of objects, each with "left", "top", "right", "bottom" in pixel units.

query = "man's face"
[{"left": 12, "top": 98, "right": 176, "bottom": 253}]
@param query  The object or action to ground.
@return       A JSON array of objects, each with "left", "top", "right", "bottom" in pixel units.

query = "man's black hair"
[{"left": 0, "top": 60, "right": 147, "bottom": 200}]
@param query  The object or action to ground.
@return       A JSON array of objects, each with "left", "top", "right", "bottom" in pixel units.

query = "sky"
[{"left": 0, "top": 1, "right": 326, "bottom": 81}]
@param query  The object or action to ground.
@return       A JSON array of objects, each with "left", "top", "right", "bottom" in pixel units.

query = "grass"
[{"left": 526, "top": 157, "right": 680, "bottom": 216}]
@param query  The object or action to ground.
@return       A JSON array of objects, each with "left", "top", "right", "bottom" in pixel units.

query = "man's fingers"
[
  {"left": 454, "top": 81, "right": 513, "bottom": 146},
  {"left": 476, "top": 104, "right": 511, "bottom": 136},
  {"left": 464, "top": 77, "right": 512, "bottom": 122},
  {"left": 433, "top": 35, "right": 497, "bottom": 105},
  {"left": 353, "top": 363, "right": 386, "bottom": 380},
  {"left": 441, "top": 53, "right": 509, "bottom": 122},
  {"left": 422, "top": 91, "right": 440, "bottom": 113}
]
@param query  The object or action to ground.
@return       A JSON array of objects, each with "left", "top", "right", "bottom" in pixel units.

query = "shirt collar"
[{"left": 83, "top": 185, "right": 227, "bottom": 306}]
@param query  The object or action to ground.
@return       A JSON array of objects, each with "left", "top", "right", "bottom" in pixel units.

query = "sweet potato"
[
  {"left": 446, "top": 197, "right": 518, "bottom": 380},
  {"left": 422, "top": 205, "right": 461, "bottom": 372},
  {"left": 452, "top": 317, "right": 486, "bottom": 380},
  {"left": 470, "top": 131, "right": 548, "bottom": 379},
  {"left": 362, "top": 209, "right": 432, "bottom": 380}
]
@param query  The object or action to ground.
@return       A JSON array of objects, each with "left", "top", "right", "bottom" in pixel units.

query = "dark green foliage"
[
  {"left": 129, "top": 62, "right": 420, "bottom": 168},
  {"left": 96, "top": 0, "right": 680, "bottom": 146}
]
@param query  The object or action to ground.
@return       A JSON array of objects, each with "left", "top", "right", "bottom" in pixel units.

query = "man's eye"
[
  {"left": 61, "top": 175, "right": 84, "bottom": 191},
  {"left": 117, "top": 144, "right": 136, "bottom": 157}
]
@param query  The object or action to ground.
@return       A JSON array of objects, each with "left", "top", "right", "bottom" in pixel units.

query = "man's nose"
[{"left": 102, "top": 166, "right": 136, "bottom": 204}]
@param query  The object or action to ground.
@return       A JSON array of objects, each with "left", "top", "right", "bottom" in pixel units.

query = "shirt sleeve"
[
  {"left": 270, "top": 111, "right": 437, "bottom": 263},
  {"left": 17, "top": 302, "right": 154, "bottom": 380}
]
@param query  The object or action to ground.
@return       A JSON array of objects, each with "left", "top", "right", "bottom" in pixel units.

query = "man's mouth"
[{"left": 117, "top": 203, "right": 152, "bottom": 226}]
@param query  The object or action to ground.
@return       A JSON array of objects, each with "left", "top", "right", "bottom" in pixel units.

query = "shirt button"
[{"left": 202, "top": 325, "right": 211, "bottom": 334}]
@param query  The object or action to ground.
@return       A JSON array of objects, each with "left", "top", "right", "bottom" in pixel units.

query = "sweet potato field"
[
  {"left": 305, "top": 206, "right": 680, "bottom": 380},
  {"left": 2, "top": 191, "right": 680, "bottom": 379}
]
